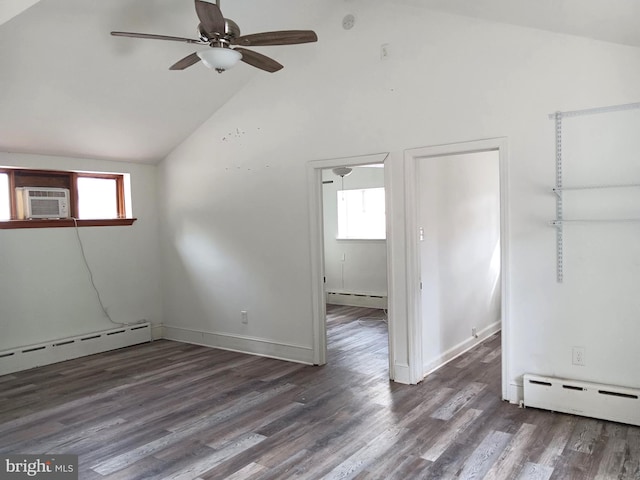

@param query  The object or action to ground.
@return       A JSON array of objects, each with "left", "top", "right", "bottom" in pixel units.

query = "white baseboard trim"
[
  {"left": 163, "top": 325, "right": 314, "bottom": 365},
  {"left": 422, "top": 321, "right": 501, "bottom": 378},
  {"left": 509, "top": 383, "right": 524, "bottom": 405},
  {"left": 392, "top": 363, "right": 411, "bottom": 384},
  {"left": 326, "top": 291, "right": 387, "bottom": 309},
  {"left": 151, "top": 324, "right": 164, "bottom": 340}
]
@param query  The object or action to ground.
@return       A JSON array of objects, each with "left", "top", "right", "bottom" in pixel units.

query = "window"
[
  {"left": 337, "top": 187, "right": 386, "bottom": 239},
  {"left": 77, "top": 175, "right": 120, "bottom": 220},
  {"left": 0, "top": 167, "right": 134, "bottom": 229}
]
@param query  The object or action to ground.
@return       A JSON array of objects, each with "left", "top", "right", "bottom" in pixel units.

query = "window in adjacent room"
[{"left": 337, "top": 187, "right": 386, "bottom": 240}]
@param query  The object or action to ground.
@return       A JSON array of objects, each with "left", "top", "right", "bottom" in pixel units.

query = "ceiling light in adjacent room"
[{"left": 332, "top": 167, "right": 353, "bottom": 177}]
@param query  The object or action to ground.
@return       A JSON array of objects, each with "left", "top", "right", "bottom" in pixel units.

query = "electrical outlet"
[
  {"left": 572, "top": 346, "right": 585, "bottom": 366},
  {"left": 241, "top": 311, "right": 248, "bottom": 325},
  {"left": 471, "top": 327, "right": 478, "bottom": 338}
]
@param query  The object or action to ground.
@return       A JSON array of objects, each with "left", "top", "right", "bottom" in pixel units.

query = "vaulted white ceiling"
[
  {"left": 1, "top": 0, "right": 639, "bottom": 164},
  {"left": 395, "top": 0, "right": 640, "bottom": 48}
]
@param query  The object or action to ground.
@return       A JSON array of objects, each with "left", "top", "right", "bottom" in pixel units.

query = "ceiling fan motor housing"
[{"left": 198, "top": 18, "right": 240, "bottom": 44}]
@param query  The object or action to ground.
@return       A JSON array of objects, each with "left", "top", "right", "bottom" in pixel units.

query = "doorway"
[
  {"left": 405, "top": 139, "right": 510, "bottom": 397},
  {"left": 307, "top": 152, "right": 395, "bottom": 380},
  {"left": 322, "top": 164, "right": 389, "bottom": 374}
]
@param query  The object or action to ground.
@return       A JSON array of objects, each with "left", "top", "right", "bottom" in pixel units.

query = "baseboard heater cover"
[
  {"left": 0, "top": 323, "right": 151, "bottom": 376},
  {"left": 523, "top": 374, "right": 640, "bottom": 426},
  {"left": 326, "top": 291, "right": 387, "bottom": 308}
]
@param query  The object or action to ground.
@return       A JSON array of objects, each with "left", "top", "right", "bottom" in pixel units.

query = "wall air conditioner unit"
[{"left": 16, "top": 187, "right": 70, "bottom": 219}]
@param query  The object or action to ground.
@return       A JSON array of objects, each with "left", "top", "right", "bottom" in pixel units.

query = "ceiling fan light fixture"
[{"left": 197, "top": 48, "right": 242, "bottom": 72}]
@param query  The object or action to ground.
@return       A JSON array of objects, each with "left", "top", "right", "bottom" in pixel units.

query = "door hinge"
[
  {"left": 323, "top": 276, "right": 326, "bottom": 283},
  {"left": 420, "top": 281, "right": 423, "bottom": 290}
]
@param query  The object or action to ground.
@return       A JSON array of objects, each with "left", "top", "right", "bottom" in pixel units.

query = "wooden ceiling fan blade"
[
  {"left": 234, "top": 30, "right": 318, "bottom": 47},
  {"left": 169, "top": 52, "right": 202, "bottom": 70},
  {"left": 235, "top": 48, "right": 283, "bottom": 73},
  {"left": 111, "top": 31, "right": 202, "bottom": 44},
  {"left": 194, "top": 0, "right": 226, "bottom": 36}
]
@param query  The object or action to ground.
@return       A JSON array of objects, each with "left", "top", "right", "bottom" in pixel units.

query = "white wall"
[
  {"left": 418, "top": 151, "right": 501, "bottom": 374},
  {"left": 159, "top": 0, "right": 640, "bottom": 391},
  {"left": 322, "top": 166, "right": 387, "bottom": 297},
  {"left": 0, "top": 152, "right": 163, "bottom": 350}
]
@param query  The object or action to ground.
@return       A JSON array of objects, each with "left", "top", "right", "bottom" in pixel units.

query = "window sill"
[
  {"left": 336, "top": 237, "right": 386, "bottom": 241},
  {"left": 0, "top": 218, "right": 137, "bottom": 229}
]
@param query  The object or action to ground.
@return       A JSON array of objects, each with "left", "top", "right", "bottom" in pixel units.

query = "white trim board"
[
  {"left": 151, "top": 324, "right": 164, "bottom": 340},
  {"left": 508, "top": 383, "right": 524, "bottom": 405},
  {"left": 163, "top": 325, "right": 314, "bottom": 365},
  {"left": 393, "top": 363, "right": 411, "bottom": 385}
]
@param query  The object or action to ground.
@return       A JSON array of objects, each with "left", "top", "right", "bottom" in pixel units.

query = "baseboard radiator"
[
  {"left": 523, "top": 374, "right": 640, "bottom": 426},
  {"left": 0, "top": 323, "right": 151, "bottom": 376},
  {"left": 326, "top": 291, "right": 387, "bottom": 309}
]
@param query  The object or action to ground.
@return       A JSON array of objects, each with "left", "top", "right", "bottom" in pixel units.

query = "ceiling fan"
[{"left": 111, "top": 0, "right": 318, "bottom": 73}]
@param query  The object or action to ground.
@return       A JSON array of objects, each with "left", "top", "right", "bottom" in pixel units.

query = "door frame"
[
  {"left": 307, "top": 152, "right": 394, "bottom": 378},
  {"left": 404, "top": 138, "right": 511, "bottom": 399}
]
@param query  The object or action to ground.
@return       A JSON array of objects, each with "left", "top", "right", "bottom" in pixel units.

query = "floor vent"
[
  {"left": 523, "top": 374, "right": 640, "bottom": 426},
  {"left": 0, "top": 323, "right": 151, "bottom": 376}
]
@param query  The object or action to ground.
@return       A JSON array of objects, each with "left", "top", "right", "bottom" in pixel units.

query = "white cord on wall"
[{"left": 72, "top": 218, "right": 125, "bottom": 326}]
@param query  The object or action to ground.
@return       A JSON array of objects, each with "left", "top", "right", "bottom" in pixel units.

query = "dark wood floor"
[{"left": 1, "top": 305, "right": 639, "bottom": 479}]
